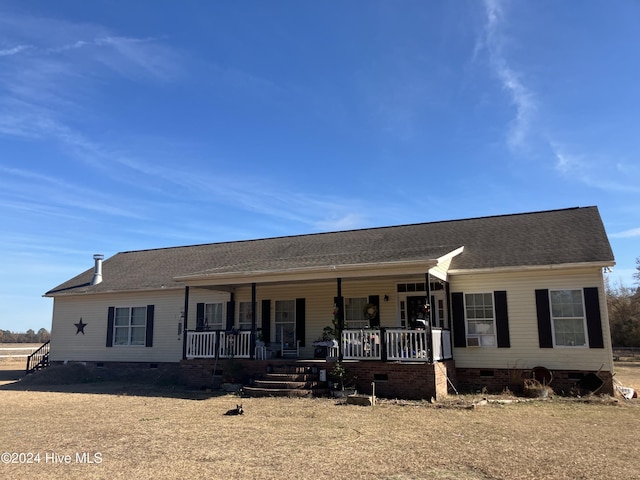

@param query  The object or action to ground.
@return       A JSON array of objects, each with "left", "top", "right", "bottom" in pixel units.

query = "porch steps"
[{"left": 243, "top": 364, "right": 330, "bottom": 398}]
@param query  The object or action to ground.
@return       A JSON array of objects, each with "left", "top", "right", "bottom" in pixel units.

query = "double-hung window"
[
  {"left": 465, "top": 293, "right": 496, "bottom": 347},
  {"left": 550, "top": 289, "right": 587, "bottom": 347},
  {"left": 205, "top": 303, "right": 224, "bottom": 330},
  {"left": 275, "top": 300, "right": 295, "bottom": 346},
  {"left": 114, "top": 306, "right": 147, "bottom": 346},
  {"left": 344, "top": 297, "right": 368, "bottom": 329},
  {"left": 238, "top": 301, "right": 253, "bottom": 330}
]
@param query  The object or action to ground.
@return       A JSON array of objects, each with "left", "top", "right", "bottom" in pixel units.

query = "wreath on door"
[{"left": 363, "top": 303, "right": 378, "bottom": 320}]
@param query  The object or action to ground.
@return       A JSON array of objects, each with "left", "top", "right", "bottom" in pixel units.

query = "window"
[
  {"left": 205, "top": 303, "right": 224, "bottom": 330},
  {"left": 550, "top": 290, "right": 587, "bottom": 346},
  {"left": 465, "top": 293, "right": 496, "bottom": 346},
  {"left": 114, "top": 306, "right": 147, "bottom": 346},
  {"left": 275, "top": 300, "right": 295, "bottom": 346},
  {"left": 344, "top": 297, "right": 368, "bottom": 328},
  {"left": 238, "top": 301, "right": 254, "bottom": 330}
]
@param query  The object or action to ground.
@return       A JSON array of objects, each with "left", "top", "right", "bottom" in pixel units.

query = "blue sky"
[{"left": 1, "top": 1, "right": 639, "bottom": 333}]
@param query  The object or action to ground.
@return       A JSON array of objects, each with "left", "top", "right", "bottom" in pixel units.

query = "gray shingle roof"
[{"left": 45, "top": 206, "right": 614, "bottom": 296}]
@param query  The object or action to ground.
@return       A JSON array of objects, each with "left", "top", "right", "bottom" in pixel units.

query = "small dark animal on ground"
[{"left": 224, "top": 404, "right": 244, "bottom": 416}]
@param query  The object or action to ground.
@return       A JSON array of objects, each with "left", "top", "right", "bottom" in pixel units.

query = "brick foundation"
[
  {"left": 50, "top": 361, "right": 181, "bottom": 384},
  {"left": 180, "top": 359, "right": 457, "bottom": 400},
  {"left": 455, "top": 367, "right": 614, "bottom": 396}
]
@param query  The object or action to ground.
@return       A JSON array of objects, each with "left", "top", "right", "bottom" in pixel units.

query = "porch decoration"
[{"left": 363, "top": 303, "right": 378, "bottom": 321}]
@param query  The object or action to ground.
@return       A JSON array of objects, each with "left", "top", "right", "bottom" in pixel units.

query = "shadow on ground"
[
  {"left": 0, "top": 363, "right": 226, "bottom": 400},
  {"left": 0, "top": 368, "right": 25, "bottom": 382}
]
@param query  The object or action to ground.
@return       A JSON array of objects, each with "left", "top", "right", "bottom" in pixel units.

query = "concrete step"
[
  {"left": 253, "top": 380, "right": 327, "bottom": 390},
  {"left": 243, "top": 386, "right": 330, "bottom": 398},
  {"left": 262, "top": 373, "right": 318, "bottom": 382}
]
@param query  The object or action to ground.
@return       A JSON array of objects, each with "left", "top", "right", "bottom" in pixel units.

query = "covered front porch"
[
  {"left": 184, "top": 327, "right": 452, "bottom": 362},
  {"left": 176, "top": 247, "right": 463, "bottom": 379}
]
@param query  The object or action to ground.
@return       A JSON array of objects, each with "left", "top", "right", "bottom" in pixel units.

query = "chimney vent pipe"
[{"left": 91, "top": 254, "right": 104, "bottom": 285}]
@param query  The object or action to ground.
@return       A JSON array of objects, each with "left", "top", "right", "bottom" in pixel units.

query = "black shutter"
[
  {"left": 535, "top": 289, "right": 553, "bottom": 348},
  {"left": 494, "top": 291, "right": 510, "bottom": 348},
  {"left": 106, "top": 306, "right": 115, "bottom": 347},
  {"left": 261, "top": 299, "right": 271, "bottom": 343},
  {"left": 226, "top": 300, "right": 235, "bottom": 331},
  {"left": 196, "top": 303, "right": 205, "bottom": 331},
  {"left": 145, "top": 305, "right": 154, "bottom": 347},
  {"left": 296, "top": 298, "right": 306, "bottom": 347},
  {"left": 451, "top": 292, "right": 466, "bottom": 348},
  {"left": 584, "top": 287, "right": 604, "bottom": 348},
  {"left": 368, "top": 295, "right": 380, "bottom": 327}
]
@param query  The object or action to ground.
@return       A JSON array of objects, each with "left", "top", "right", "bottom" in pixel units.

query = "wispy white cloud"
[
  {"left": 478, "top": 0, "right": 537, "bottom": 152},
  {"left": 0, "top": 44, "right": 31, "bottom": 56},
  {"left": 0, "top": 166, "right": 147, "bottom": 219},
  {"left": 552, "top": 144, "right": 640, "bottom": 194},
  {"left": 0, "top": 9, "right": 372, "bottom": 239},
  {"left": 0, "top": 12, "right": 184, "bottom": 144},
  {"left": 610, "top": 228, "right": 640, "bottom": 239}
]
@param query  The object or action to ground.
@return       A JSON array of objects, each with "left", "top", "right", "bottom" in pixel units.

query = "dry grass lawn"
[{"left": 0, "top": 357, "right": 638, "bottom": 480}]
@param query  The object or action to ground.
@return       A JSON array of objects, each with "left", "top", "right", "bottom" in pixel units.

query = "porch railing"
[
  {"left": 432, "top": 328, "right": 452, "bottom": 361},
  {"left": 186, "top": 331, "right": 218, "bottom": 359},
  {"left": 185, "top": 328, "right": 452, "bottom": 361},
  {"left": 386, "top": 329, "right": 429, "bottom": 361},
  {"left": 219, "top": 331, "right": 252, "bottom": 359},
  {"left": 341, "top": 328, "right": 452, "bottom": 361},
  {"left": 185, "top": 330, "right": 252, "bottom": 359},
  {"left": 342, "top": 329, "right": 382, "bottom": 360},
  {"left": 25, "top": 340, "right": 50, "bottom": 374}
]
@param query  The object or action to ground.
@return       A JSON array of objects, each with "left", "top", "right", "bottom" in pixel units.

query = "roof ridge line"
[{"left": 118, "top": 206, "right": 592, "bottom": 255}]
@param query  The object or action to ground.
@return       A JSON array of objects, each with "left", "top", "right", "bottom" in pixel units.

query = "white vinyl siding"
[
  {"left": 550, "top": 289, "right": 587, "bottom": 347},
  {"left": 450, "top": 267, "right": 613, "bottom": 372},
  {"left": 49, "top": 290, "right": 186, "bottom": 363}
]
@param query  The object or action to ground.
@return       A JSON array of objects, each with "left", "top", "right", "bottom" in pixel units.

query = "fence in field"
[
  {"left": 613, "top": 347, "right": 640, "bottom": 360},
  {"left": 0, "top": 345, "right": 39, "bottom": 358}
]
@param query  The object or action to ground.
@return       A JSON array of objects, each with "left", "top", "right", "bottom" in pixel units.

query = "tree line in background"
[
  {"left": 0, "top": 259, "right": 638, "bottom": 347},
  {"left": 606, "top": 257, "right": 640, "bottom": 347},
  {"left": 0, "top": 328, "right": 50, "bottom": 344}
]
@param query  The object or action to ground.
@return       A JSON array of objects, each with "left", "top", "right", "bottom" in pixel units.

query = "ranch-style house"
[{"left": 41, "top": 206, "right": 616, "bottom": 399}]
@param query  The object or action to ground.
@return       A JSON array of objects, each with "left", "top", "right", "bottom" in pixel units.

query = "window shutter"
[
  {"left": 368, "top": 295, "right": 380, "bottom": 327},
  {"left": 451, "top": 292, "right": 466, "bottom": 348},
  {"left": 584, "top": 287, "right": 604, "bottom": 348},
  {"left": 226, "top": 300, "right": 235, "bottom": 331},
  {"left": 494, "top": 291, "right": 510, "bottom": 348},
  {"left": 296, "top": 298, "right": 306, "bottom": 347},
  {"left": 535, "top": 289, "right": 553, "bottom": 348},
  {"left": 261, "top": 299, "right": 271, "bottom": 343},
  {"left": 106, "top": 306, "right": 115, "bottom": 347},
  {"left": 196, "top": 303, "right": 205, "bottom": 331},
  {"left": 145, "top": 305, "right": 154, "bottom": 347}
]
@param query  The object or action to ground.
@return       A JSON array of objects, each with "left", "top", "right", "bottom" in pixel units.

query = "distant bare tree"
[{"left": 607, "top": 276, "right": 640, "bottom": 347}]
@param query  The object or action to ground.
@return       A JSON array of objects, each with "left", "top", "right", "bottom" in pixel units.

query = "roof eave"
[
  {"left": 448, "top": 260, "right": 616, "bottom": 276},
  {"left": 175, "top": 259, "right": 439, "bottom": 287}
]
